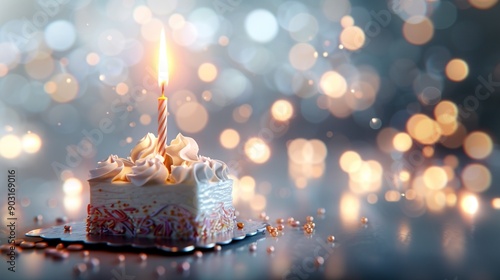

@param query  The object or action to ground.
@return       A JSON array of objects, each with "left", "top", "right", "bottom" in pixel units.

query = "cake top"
[{"left": 89, "top": 133, "right": 230, "bottom": 186}]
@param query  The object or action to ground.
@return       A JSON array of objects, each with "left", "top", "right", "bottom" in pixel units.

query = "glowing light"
[
  {"left": 245, "top": 137, "right": 271, "bottom": 164},
  {"left": 492, "top": 198, "right": 500, "bottom": 209},
  {"left": 423, "top": 166, "right": 448, "bottom": 190},
  {"left": 0, "top": 135, "right": 22, "bottom": 159},
  {"left": 468, "top": 0, "right": 498, "bottom": 9},
  {"left": 139, "top": 114, "right": 151, "bottom": 125},
  {"left": 22, "top": 133, "right": 42, "bottom": 154},
  {"left": 250, "top": 194, "right": 267, "bottom": 211},
  {"left": 175, "top": 102, "right": 208, "bottom": 133},
  {"left": 385, "top": 190, "right": 401, "bottom": 202},
  {"left": 133, "top": 5, "right": 152, "bottom": 24},
  {"left": 406, "top": 114, "right": 441, "bottom": 145},
  {"left": 460, "top": 194, "right": 479, "bottom": 215},
  {"left": 340, "top": 15, "right": 354, "bottom": 28},
  {"left": 289, "top": 43, "right": 317, "bottom": 70},
  {"left": 271, "top": 99, "right": 294, "bottom": 122},
  {"left": 319, "top": 71, "right": 347, "bottom": 98},
  {"left": 340, "top": 192, "right": 359, "bottom": 226},
  {"left": 339, "top": 26, "right": 365, "bottom": 51},
  {"left": 239, "top": 176, "right": 255, "bottom": 201},
  {"left": 115, "top": 82, "right": 129, "bottom": 95},
  {"left": 463, "top": 131, "right": 493, "bottom": 159},
  {"left": 63, "top": 178, "right": 83, "bottom": 195},
  {"left": 445, "top": 59, "right": 469, "bottom": 82},
  {"left": 339, "top": 151, "right": 362, "bottom": 173},
  {"left": 393, "top": 132, "right": 413, "bottom": 152},
  {"left": 434, "top": 100, "right": 458, "bottom": 124},
  {"left": 402, "top": 16, "right": 434, "bottom": 45},
  {"left": 198, "top": 63, "right": 218, "bottom": 82},
  {"left": 158, "top": 27, "right": 169, "bottom": 87},
  {"left": 220, "top": 129, "right": 240, "bottom": 149},
  {"left": 461, "top": 164, "right": 491, "bottom": 193},
  {"left": 86, "top": 52, "right": 100, "bottom": 66},
  {"left": 245, "top": 9, "right": 278, "bottom": 43}
]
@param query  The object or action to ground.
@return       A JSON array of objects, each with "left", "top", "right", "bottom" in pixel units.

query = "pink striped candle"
[
  {"left": 158, "top": 84, "right": 167, "bottom": 158},
  {"left": 157, "top": 28, "right": 169, "bottom": 159}
]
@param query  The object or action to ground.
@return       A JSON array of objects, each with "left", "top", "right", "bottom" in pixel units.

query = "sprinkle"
[
  {"left": 19, "top": 241, "right": 35, "bottom": 249},
  {"left": 276, "top": 224, "right": 285, "bottom": 231},
  {"left": 276, "top": 218, "right": 284, "bottom": 224},
  {"left": 64, "top": 225, "right": 71, "bottom": 232},
  {"left": 73, "top": 263, "right": 87, "bottom": 275},
  {"left": 82, "top": 250, "right": 90, "bottom": 257},
  {"left": 287, "top": 217, "right": 295, "bottom": 225},
  {"left": 306, "top": 216, "right": 314, "bottom": 223},
  {"left": 327, "top": 235, "right": 336, "bottom": 242},
  {"left": 117, "top": 254, "right": 125, "bottom": 262},
  {"left": 266, "top": 225, "right": 273, "bottom": 233},
  {"left": 292, "top": 220, "right": 301, "bottom": 227},
  {"left": 214, "top": 245, "right": 222, "bottom": 252},
  {"left": 270, "top": 231, "right": 278, "bottom": 237},
  {"left": 264, "top": 215, "right": 270, "bottom": 221},
  {"left": 266, "top": 246, "right": 275, "bottom": 254},
  {"left": 139, "top": 253, "right": 147, "bottom": 261},
  {"left": 249, "top": 243, "right": 257, "bottom": 252},
  {"left": 14, "top": 239, "right": 24, "bottom": 245},
  {"left": 259, "top": 212, "right": 267, "bottom": 219},
  {"left": 317, "top": 208, "right": 326, "bottom": 215},
  {"left": 361, "top": 217, "right": 369, "bottom": 224},
  {"left": 237, "top": 222, "right": 244, "bottom": 229},
  {"left": 35, "top": 242, "right": 48, "bottom": 249},
  {"left": 194, "top": 251, "right": 203, "bottom": 258},
  {"left": 315, "top": 256, "right": 325, "bottom": 267},
  {"left": 67, "top": 244, "right": 84, "bottom": 251},
  {"left": 56, "top": 243, "right": 64, "bottom": 250},
  {"left": 156, "top": 266, "right": 166, "bottom": 276}
]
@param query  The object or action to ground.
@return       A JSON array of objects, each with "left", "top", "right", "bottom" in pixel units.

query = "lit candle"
[{"left": 157, "top": 28, "right": 169, "bottom": 159}]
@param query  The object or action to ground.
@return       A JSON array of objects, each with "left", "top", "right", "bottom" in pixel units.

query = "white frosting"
[
  {"left": 130, "top": 133, "right": 157, "bottom": 162},
  {"left": 126, "top": 154, "right": 169, "bottom": 186},
  {"left": 89, "top": 155, "right": 130, "bottom": 182},
  {"left": 90, "top": 133, "right": 230, "bottom": 186},
  {"left": 165, "top": 133, "right": 199, "bottom": 166}
]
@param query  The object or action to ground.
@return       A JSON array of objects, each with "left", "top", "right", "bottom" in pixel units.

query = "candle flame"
[{"left": 158, "top": 27, "right": 169, "bottom": 88}]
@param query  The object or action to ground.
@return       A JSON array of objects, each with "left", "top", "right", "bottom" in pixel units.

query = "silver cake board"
[{"left": 26, "top": 220, "right": 267, "bottom": 253}]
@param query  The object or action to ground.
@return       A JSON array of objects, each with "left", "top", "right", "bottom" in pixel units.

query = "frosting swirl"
[
  {"left": 89, "top": 155, "right": 129, "bottom": 182},
  {"left": 126, "top": 154, "right": 169, "bottom": 186},
  {"left": 130, "top": 133, "right": 157, "bottom": 162},
  {"left": 171, "top": 161, "right": 215, "bottom": 184},
  {"left": 165, "top": 133, "right": 199, "bottom": 166},
  {"left": 201, "top": 156, "right": 229, "bottom": 180}
]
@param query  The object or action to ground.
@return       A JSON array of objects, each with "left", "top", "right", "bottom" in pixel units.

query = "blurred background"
[{"left": 1, "top": 0, "right": 500, "bottom": 278}]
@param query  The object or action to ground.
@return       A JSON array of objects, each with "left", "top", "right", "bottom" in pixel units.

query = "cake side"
[
  {"left": 87, "top": 180, "right": 235, "bottom": 239},
  {"left": 86, "top": 132, "right": 235, "bottom": 239}
]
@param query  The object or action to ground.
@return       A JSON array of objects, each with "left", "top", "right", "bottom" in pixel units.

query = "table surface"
[{"left": 2, "top": 160, "right": 500, "bottom": 280}]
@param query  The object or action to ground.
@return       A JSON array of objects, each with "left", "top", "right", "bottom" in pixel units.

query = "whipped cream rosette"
[
  {"left": 126, "top": 154, "right": 169, "bottom": 186},
  {"left": 89, "top": 155, "right": 131, "bottom": 182}
]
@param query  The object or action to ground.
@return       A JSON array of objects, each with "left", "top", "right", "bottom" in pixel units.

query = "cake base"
[{"left": 26, "top": 220, "right": 266, "bottom": 252}]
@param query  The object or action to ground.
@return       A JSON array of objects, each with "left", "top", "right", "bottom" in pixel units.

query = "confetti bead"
[
  {"left": 266, "top": 246, "right": 275, "bottom": 254},
  {"left": 214, "top": 245, "right": 222, "bottom": 251},
  {"left": 56, "top": 243, "right": 64, "bottom": 250},
  {"left": 277, "top": 224, "right": 285, "bottom": 231},
  {"left": 249, "top": 243, "right": 257, "bottom": 252},
  {"left": 361, "top": 217, "right": 369, "bottom": 224},
  {"left": 315, "top": 256, "right": 325, "bottom": 267},
  {"left": 287, "top": 217, "right": 295, "bottom": 225},
  {"left": 194, "top": 251, "right": 203, "bottom": 258},
  {"left": 306, "top": 216, "right": 314, "bottom": 223},
  {"left": 178, "top": 261, "right": 190, "bottom": 272},
  {"left": 35, "top": 242, "right": 48, "bottom": 249},
  {"left": 276, "top": 218, "right": 284, "bottom": 224},
  {"left": 139, "top": 253, "right": 147, "bottom": 261},
  {"left": 317, "top": 208, "right": 326, "bottom": 215},
  {"left": 237, "top": 222, "right": 245, "bottom": 229},
  {"left": 117, "top": 254, "right": 125, "bottom": 262},
  {"left": 327, "top": 235, "right": 335, "bottom": 243}
]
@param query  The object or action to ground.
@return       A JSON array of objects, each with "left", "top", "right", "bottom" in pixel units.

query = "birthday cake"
[{"left": 86, "top": 133, "right": 235, "bottom": 239}]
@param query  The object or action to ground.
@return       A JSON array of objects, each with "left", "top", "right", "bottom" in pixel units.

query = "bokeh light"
[
  {"left": 461, "top": 164, "right": 491, "bottom": 192},
  {"left": 245, "top": 137, "right": 271, "bottom": 164},
  {"left": 402, "top": 17, "right": 434, "bottom": 45},
  {"left": 198, "top": 63, "right": 218, "bottom": 82},
  {"left": 271, "top": 99, "right": 294, "bottom": 122},
  {"left": 22, "top": 133, "right": 42, "bottom": 154},
  {"left": 245, "top": 9, "right": 278, "bottom": 43},
  {"left": 220, "top": 129, "right": 240, "bottom": 149},
  {"left": 445, "top": 59, "right": 469, "bottom": 82},
  {"left": 0, "top": 134, "right": 22, "bottom": 159},
  {"left": 463, "top": 131, "right": 493, "bottom": 159}
]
